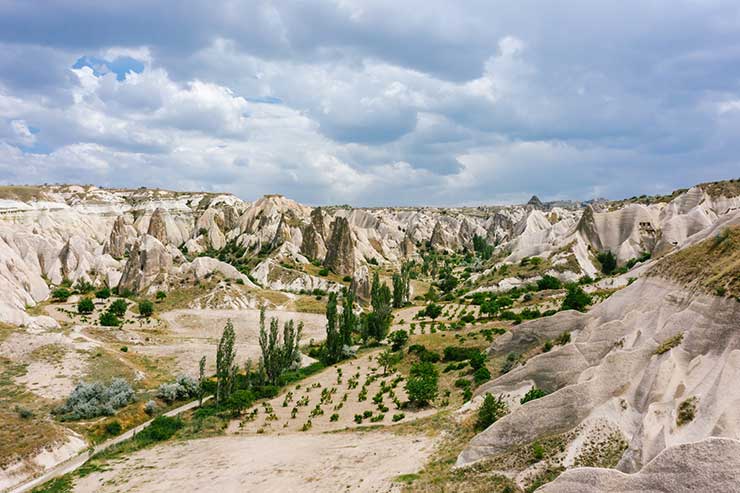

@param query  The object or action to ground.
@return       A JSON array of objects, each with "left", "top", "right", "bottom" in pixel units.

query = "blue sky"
[{"left": 0, "top": 1, "right": 738, "bottom": 206}]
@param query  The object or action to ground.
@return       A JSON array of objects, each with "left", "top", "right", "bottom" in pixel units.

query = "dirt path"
[
  {"left": 9, "top": 397, "right": 211, "bottom": 493},
  {"left": 71, "top": 431, "right": 434, "bottom": 493}
]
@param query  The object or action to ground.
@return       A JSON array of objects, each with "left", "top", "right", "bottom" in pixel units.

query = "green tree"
[
  {"left": 368, "top": 271, "right": 392, "bottom": 341},
  {"left": 216, "top": 320, "right": 237, "bottom": 404},
  {"left": 259, "top": 307, "right": 302, "bottom": 385},
  {"left": 339, "top": 287, "right": 356, "bottom": 347},
  {"left": 377, "top": 348, "right": 400, "bottom": 375},
  {"left": 392, "top": 273, "right": 404, "bottom": 308},
  {"left": 99, "top": 311, "right": 120, "bottom": 326},
  {"left": 52, "top": 287, "right": 71, "bottom": 302},
  {"left": 109, "top": 299, "right": 128, "bottom": 317},
  {"left": 405, "top": 361, "right": 439, "bottom": 406},
  {"left": 95, "top": 287, "right": 111, "bottom": 299},
  {"left": 476, "top": 393, "right": 508, "bottom": 430},
  {"left": 324, "top": 291, "right": 342, "bottom": 364},
  {"left": 389, "top": 329, "right": 409, "bottom": 351},
  {"left": 77, "top": 298, "right": 94, "bottom": 314},
  {"left": 198, "top": 356, "right": 206, "bottom": 407},
  {"left": 597, "top": 250, "right": 617, "bottom": 275},
  {"left": 138, "top": 300, "right": 154, "bottom": 317}
]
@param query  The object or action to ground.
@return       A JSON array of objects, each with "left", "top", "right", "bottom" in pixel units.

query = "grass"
[
  {"left": 650, "top": 225, "right": 740, "bottom": 297},
  {"left": 293, "top": 295, "right": 327, "bottom": 314},
  {"left": 654, "top": 333, "right": 684, "bottom": 355}
]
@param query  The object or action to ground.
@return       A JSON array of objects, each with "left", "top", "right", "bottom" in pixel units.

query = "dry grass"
[
  {"left": 649, "top": 225, "right": 740, "bottom": 297},
  {"left": 292, "top": 295, "right": 327, "bottom": 314},
  {"left": 0, "top": 185, "right": 47, "bottom": 202},
  {"left": 698, "top": 178, "right": 740, "bottom": 199}
]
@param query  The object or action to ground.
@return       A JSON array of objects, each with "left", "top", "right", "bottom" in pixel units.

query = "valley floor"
[{"left": 72, "top": 432, "right": 434, "bottom": 493}]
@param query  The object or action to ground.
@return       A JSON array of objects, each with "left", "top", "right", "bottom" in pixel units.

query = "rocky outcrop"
[
  {"left": 458, "top": 277, "right": 740, "bottom": 482},
  {"left": 105, "top": 215, "right": 128, "bottom": 259},
  {"left": 527, "top": 195, "right": 545, "bottom": 210},
  {"left": 147, "top": 207, "right": 169, "bottom": 244},
  {"left": 540, "top": 438, "right": 740, "bottom": 493},
  {"left": 324, "top": 217, "right": 355, "bottom": 277},
  {"left": 300, "top": 207, "right": 328, "bottom": 260},
  {"left": 183, "top": 257, "right": 256, "bottom": 287},
  {"left": 350, "top": 264, "right": 371, "bottom": 299},
  {"left": 118, "top": 235, "right": 173, "bottom": 293}
]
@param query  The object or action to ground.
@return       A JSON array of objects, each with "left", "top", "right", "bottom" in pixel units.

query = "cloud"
[{"left": 0, "top": 1, "right": 739, "bottom": 205}]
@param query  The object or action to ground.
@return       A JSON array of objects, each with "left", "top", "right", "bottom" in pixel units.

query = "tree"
[
  {"left": 216, "top": 320, "right": 237, "bottom": 404},
  {"left": 392, "top": 273, "right": 404, "bottom": 308},
  {"left": 368, "top": 271, "right": 392, "bottom": 341},
  {"left": 99, "top": 311, "right": 120, "bottom": 327},
  {"left": 476, "top": 393, "right": 508, "bottom": 430},
  {"left": 259, "top": 307, "right": 302, "bottom": 385},
  {"left": 389, "top": 329, "right": 409, "bottom": 351},
  {"left": 198, "top": 356, "right": 206, "bottom": 407},
  {"left": 109, "top": 299, "right": 128, "bottom": 317},
  {"left": 597, "top": 250, "right": 617, "bottom": 275},
  {"left": 520, "top": 386, "right": 548, "bottom": 404},
  {"left": 561, "top": 285, "right": 592, "bottom": 312},
  {"left": 377, "top": 348, "right": 400, "bottom": 375},
  {"left": 324, "top": 291, "right": 342, "bottom": 364},
  {"left": 77, "top": 298, "right": 94, "bottom": 314},
  {"left": 95, "top": 287, "right": 111, "bottom": 299},
  {"left": 405, "top": 361, "right": 439, "bottom": 406},
  {"left": 138, "top": 300, "right": 154, "bottom": 317},
  {"left": 537, "top": 275, "right": 562, "bottom": 291},
  {"left": 339, "top": 287, "right": 356, "bottom": 347},
  {"left": 420, "top": 302, "right": 442, "bottom": 320},
  {"left": 52, "top": 287, "right": 71, "bottom": 302}
]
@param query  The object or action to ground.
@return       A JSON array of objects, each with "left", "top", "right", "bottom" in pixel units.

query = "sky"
[{"left": 1, "top": 1, "right": 739, "bottom": 206}]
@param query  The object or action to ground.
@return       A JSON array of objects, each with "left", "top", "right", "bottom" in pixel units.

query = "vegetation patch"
[{"left": 654, "top": 333, "right": 684, "bottom": 355}]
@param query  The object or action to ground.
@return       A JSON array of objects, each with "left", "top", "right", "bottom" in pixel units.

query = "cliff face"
[
  {"left": 118, "top": 235, "right": 173, "bottom": 294},
  {"left": 324, "top": 216, "right": 356, "bottom": 277}
]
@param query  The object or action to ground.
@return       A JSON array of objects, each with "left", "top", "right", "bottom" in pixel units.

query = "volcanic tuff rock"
[
  {"left": 324, "top": 216, "right": 356, "bottom": 277},
  {"left": 118, "top": 235, "right": 173, "bottom": 294},
  {"left": 104, "top": 215, "right": 129, "bottom": 258}
]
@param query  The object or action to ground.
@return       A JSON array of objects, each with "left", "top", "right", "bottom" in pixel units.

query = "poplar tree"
[
  {"left": 325, "top": 291, "right": 342, "bottom": 363},
  {"left": 216, "top": 320, "right": 237, "bottom": 404},
  {"left": 339, "top": 287, "right": 356, "bottom": 347}
]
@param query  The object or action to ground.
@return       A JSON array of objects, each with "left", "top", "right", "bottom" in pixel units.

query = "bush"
[
  {"left": 77, "top": 298, "right": 95, "bottom": 314},
  {"left": 138, "top": 300, "right": 154, "bottom": 317},
  {"left": 56, "top": 378, "right": 134, "bottom": 420},
  {"left": 469, "top": 351, "right": 486, "bottom": 370},
  {"left": 520, "top": 387, "right": 548, "bottom": 404},
  {"left": 120, "top": 346, "right": 128, "bottom": 352},
  {"left": 105, "top": 420, "right": 122, "bottom": 435},
  {"left": 561, "top": 285, "right": 591, "bottom": 312},
  {"left": 677, "top": 397, "right": 697, "bottom": 426},
  {"left": 95, "top": 287, "right": 111, "bottom": 299},
  {"left": 318, "top": 268, "right": 330, "bottom": 276},
  {"left": 144, "top": 400, "right": 157, "bottom": 416},
  {"left": 405, "top": 362, "right": 439, "bottom": 406},
  {"left": 342, "top": 275, "right": 353, "bottom": 283},
  {"left": 537, "top": 275, "right": 562, "bottom": 290},
  {"left": 109, "top": 299, "right": 128, "bottom": 317},
  {"left": 156, "top": 375, "right": 199, "bottom": 403},
  {"left": 392, "top": 413, "right": 405, "bottom": 422},
  {"left": 419, "top": 302, "right": 443, "bottom": 319},
  {"left": 473, "top": 366, "right": 491, "bottom": 384},
  {"left": 597, "top": 251, "right": 617, "bottom": 275},
  {"left": 52, "top": 287, "right": 71, "bottom": 302},
  {"left": 389, "top": 330, "right": 409, "bottom": 351},
  {"left": 477, "top": 393, "right": 507, "bottom": 430},
  {"left": 228, "top": 390, "right": 255, "bottom": 413},
  {"left": 99, "top": 311, "right": 120, "bottom": 327},
  {"left": 155, "top": 290, "right": 167, "bottom": 301},
  {"left": 136, "top": 415, "right": 182, "bottom": 443},
  {"left": 15, "top": 405, "right": 33, "bottom": 419},
  {"left": 501, "top": 352, "right": 519, "bottom": 374}
]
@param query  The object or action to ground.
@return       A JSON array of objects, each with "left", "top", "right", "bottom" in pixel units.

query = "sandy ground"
[
  {"left": 72, "top": 432, "right": 434, "bottom": 493},
  {"left": 232, "top": 351, "right": 435, "bottom": 434}
]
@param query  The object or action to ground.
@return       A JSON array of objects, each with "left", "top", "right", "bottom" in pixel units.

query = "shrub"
[
  {"left": 105, "top": 420, "right": 122, "bottom": 435},
  {"left": 454, "top": 378, "right": 471, "bottom": 389},
  {"left": 120, "top": 346, "right": 128, "bottom": 352},
  {"left": 561, "top": 285, "right": 591, "bottom": 312},
  {"left": 56, "top": 378, "right": 134, "bottom": 420},
  {"left": 537, "top": 275, "right": 562, "bottom": 290},
  {"left": 500, "top": 352, "right": 519, "bottom": 374},
  {"left": 520, "top": 387, "right": 548, "bottom": 405},
  {"left": 136, "top": 415, "right": 182, "bottom": 443},
  {"left": 342, "top": 275, "right": 353, "bottom": 283},
  {"left": 392, "top": 413, "right": 405, "bottom": 422},
  {"left": 473, "top": 366, "right": 491, "bottom": 384},
  {"left": 77, "top": 298, "right": 95, "bottom": 314},
  {"left": 15, "top": 405, "right": 33, "bottom": 419},
  {"left": 228, "top": 390, "right": 255, "bottom": 413},
  {"left": 109, "top": 299, "right": 128, "bottom": 317},
  {"left": 156, "top": 290, "right": 167, "bottom": 301},
  {"left": 330, "top": 413, "right": 339, "bottom": 422},
  {"left": 354, "top": 414, "right": 363, "bottom": 423},
  {"left": 144, "top": 400, "right": 157, "bottom": 416},
  {"left": 95, "top": 287, "right": 111, "bottom": 299},
  {"left": 596, "top": 251, "right": 617, "bottom": 275},
  {"left": 74, "top": 279, "right": 94, "bottom": 294},
  {"left": 138, "top": 300, "right": 154, "bottom": 317},
  {"left": 555, "top": 331, "right": 571, "bottom": 346},
  {"left": 156, "top": 375, "right": 199, "bottom": 403},
  {"left": 677, "top": 397, "right": 698, "bottom": 426},
  {"left": 476, "top": 393, "right": 508, "bottom": 430},
  {"left": 99, "top": 311, "right": 120, "bottom": 327},
  {"left": 318, "top": 268, "right": 330, "bottom": 276},
  {"left": 469, "top": 351, "right": 486, "bottom": 370},
  {"left": 52, "top": 287, "right": 71, "bottom": 302},
  {"left": 654, "top": 333, "right": 684, "bottom": 355},
  {"left": 532, "top": 442, "right": 545, "bottom": 461}
]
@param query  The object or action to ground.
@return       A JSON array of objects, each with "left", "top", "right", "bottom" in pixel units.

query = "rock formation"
[
  {"left": 118, "top": 235, "right": 173, "bottom": 293},
  {"left": 324, "top": 216, "right": 355, "bottom": 277}
]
